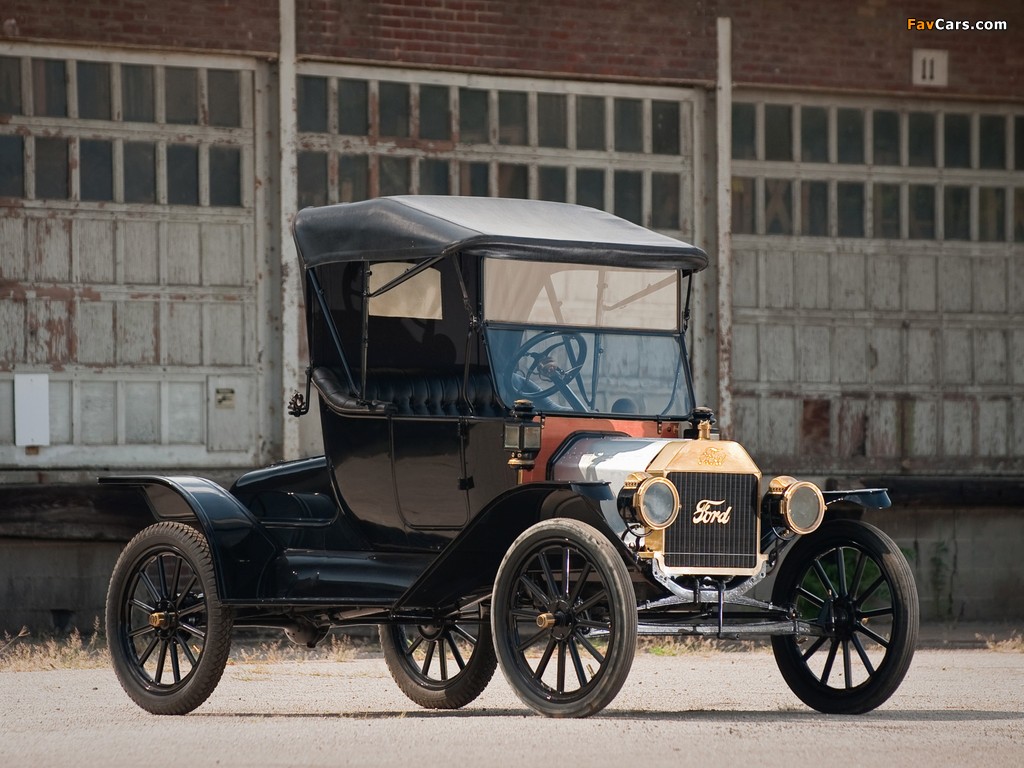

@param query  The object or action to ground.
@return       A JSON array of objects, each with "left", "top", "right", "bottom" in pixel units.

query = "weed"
[
  {"left": 979, "top": 631, "right": 1024, "bottom": 653},
  {"left": 0, "top": 619, "right": 108, "bottom": 672}
]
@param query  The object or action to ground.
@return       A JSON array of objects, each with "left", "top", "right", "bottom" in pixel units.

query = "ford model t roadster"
[{"left": 103, "top": 196, "right": 918, "bottom": 718}]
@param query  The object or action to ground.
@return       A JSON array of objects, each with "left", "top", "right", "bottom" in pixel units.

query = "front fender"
[{"left": 99, "top": 475, "right": 278, "bottom": 601}]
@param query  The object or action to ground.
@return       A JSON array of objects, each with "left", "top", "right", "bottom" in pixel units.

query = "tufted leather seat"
[{"left": 363, "top": 369, "right": 506, "bottom": 417}]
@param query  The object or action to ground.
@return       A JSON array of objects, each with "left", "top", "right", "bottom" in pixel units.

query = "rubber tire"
[
  {"left": 771, "top": 519, "right": 919, "bottom": 714},
  {"left": 491, "top": 519, "right": 637, "bottom": 718},
  {"left": 106, "top": 521, "right": 233, "bottom": 715},
  {"left": 380, "top": 618, "right": 497, "bottom": 709}
]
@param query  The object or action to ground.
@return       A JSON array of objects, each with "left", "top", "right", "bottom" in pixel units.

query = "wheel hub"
[{"left": 148, "top": 606, "right": 178, "bottom": 635}]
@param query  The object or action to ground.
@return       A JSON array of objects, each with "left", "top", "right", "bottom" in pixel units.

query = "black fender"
[
  {"left": 99, "top": 475, "right": 278, "bottom": 601},
  {"left": 391, "top": 481, "right": 633, "bottom": 615}
]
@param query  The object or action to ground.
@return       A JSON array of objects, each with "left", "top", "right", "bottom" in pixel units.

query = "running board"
[{"left": 635, "top": 619, "right": 822, "bottom": 639}]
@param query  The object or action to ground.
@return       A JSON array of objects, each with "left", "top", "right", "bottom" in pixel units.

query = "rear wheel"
[
  {"left": 106, "top": 521, "right": 233, "bottom": 715},
  {"left": 491, "top": 519, "right": 637, "bottom": 718},
  {"left": 771, "top": 519, "right": 918, "bottom": 714}
]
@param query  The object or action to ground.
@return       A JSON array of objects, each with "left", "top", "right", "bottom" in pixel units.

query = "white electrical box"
[{"left": 14, "top": 373, "right": 51, "bottom": 447}]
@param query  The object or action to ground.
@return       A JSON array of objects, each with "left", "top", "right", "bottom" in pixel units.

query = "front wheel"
[
  {"left": 491, "top": 519, "right": 637, "bottom": 718},
  {"left": 771, "top": 519, "right": 918, "bottom": 714},
  {"left": 106, "top": 521, "right": 233, "bottom": 715}
]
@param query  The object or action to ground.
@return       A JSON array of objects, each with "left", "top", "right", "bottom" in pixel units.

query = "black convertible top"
[{"left": 292, "top": 196, "right": 709, "bottom": 272}]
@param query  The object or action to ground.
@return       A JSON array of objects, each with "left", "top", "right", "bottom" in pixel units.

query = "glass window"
[
  {"left": 379, "top": 82, "right": 409, "bottom": 138},
  {"left": 873, "top": 110, "right": 899, "bottom": 166},
  {"left": 298, "top": 150, "right": 328, "bottom": 208},
  {"left": 576, "top": 95, "right": 605, "bottom": 151},
  {"left": 81, "top": 139, "right": 113, "bottom": 202},
  {"left": 297, "top": 75, "right": 327, "bottom": 133},
  {"left": 909, "top": 185, "right": 935, "bottom": 239},
  {"left": 420, "top": 158, "right": 449, "bottom": 194},
  {"left": 873, "top": 183, "right": 900, "bottom": 238},
  {"left": 764, "top": 104, "right": 792, "bottom": 161},
  {"left": 0, "top": 56, "right": 21, "bottom": 115},
  {"left": 651, "top": 172, "right": 680, "bottom": 229},
  {"left": 732, "top": 102, "right": 756, "bottom": 160},
  {"left": 77, "top": 61, "right": 111, "bottom": 120},
  {"left": 801, "top": 106, "right": 828, "bottom": 163},
  {"left": 538, "top": 166, "right": 566, "bottom": 202},
  {"left": 339, "top": 155, "right": 368, "bottom": 202},
  {"left": 498, "top": 91, "right": 527, "bottom": 145},
  {"left": 122, "top": 65, "right": 155, "bottom": 122},
  {"left": 0, "top": 134, "right": 24, "bottom": 197},
  {"left": 614, "top": 98, "right": 642, "bottom": 153},
  {"left": 978, "top": 187, "right": 1005, "bottom": 241},
  {"left": 944, "top": 114, "right": 970, "bottom": 168},
  {"left": 979, "top": 115, "right": 1006, "bottom": 170},
  {"left": 419, "top": 84, "right": 449, "bottom": 141},
  {"left": 339, "top": 79, "right": 369, "bottom": 136},
  {"left": 1016, "top": 117, "right": 1024, "bottom": 171},
  {"left": 1015, "top": 189, "right": 1024, "bottom": 242},
  {"left": 837, "top": 182, "right": 864, "bottom": 237},
  {"left": 33, "top": 59, "right": 67, "bottom": 117},
  {"left": 124, "top": 141, "right": 156, "bottom": 203},
  {"left": 538, "top": 93, "right": 567, "bottom": 148},
  {"left": 369, "top": 263, "right": 442, "bottom": 320},
  {"left": 652, "top": 100, "right": 680, "bottom": 155},
  {"left": 614, "top": 170, "right": 642, "bottom": 224},
  {"left": 837, "top": 108, "right": 864, "bottom": 164},
  {"left": 167, "top": 144, "right": 198, "bottom": 205},
  {"left": 801, "top": 180, "right": 828, "bottom": 236},
  {"left": 765, "top": 179, "right": 792, "bottom": 234},
  {"left": 460, "top": 161, "right": 489, "bottom": 196},
  {"left": 165, "top": 67, "right": 198, "bottom": 125},
  {"left": 576, "top": 168, "right": 604, "bottom": 210},
  {"left": 208, "top": 69, "right": 241, "bottom": 128},
  {"left": 379, "top": 155, "right": 409, "bottom": 195},
  {"left": 209, "top": 145, "right": 241, "bottom": 206},
  {"left": 908, "top": 112, "right": 936, "bottom": 167},
  {"left": 35, "top": 137, "right": 68, "bottom": 199},
  {"left": 944, "top": 185, "right": 970, "bottom": 240},
  {"left": 459, "top": 88, "right": 489, "bottom": 143},
  {"left": 731, "top": 176, "right": 755, "bottom": 234},
  {"left": 498, "top": 163, "right": 527, "bottom": 197}
]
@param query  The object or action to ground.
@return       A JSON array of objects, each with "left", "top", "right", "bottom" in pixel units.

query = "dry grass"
[
  {"left": 636, "top": 635, "right": 762, "bottom": 656},
  {"left": 0, "top": 620, "right": 109, "bottom": 672},
  {"left": 979, "top": 631, "right": 1024, "bottom": 653}
]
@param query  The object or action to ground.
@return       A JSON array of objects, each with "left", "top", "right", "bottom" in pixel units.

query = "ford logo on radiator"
[{"left": 692, "top": 499, "right": 732, "bottom": 524}]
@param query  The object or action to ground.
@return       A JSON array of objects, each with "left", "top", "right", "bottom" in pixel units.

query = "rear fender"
[{"left": 99, "top": 475, "right": 278, "bottom": 601}]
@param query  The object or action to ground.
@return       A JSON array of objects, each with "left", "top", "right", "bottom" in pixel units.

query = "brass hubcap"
[{"left": 148, "top": 611, "right": 174, "bottom": 630}]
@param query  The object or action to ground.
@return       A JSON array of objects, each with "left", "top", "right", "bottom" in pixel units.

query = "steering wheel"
[{"left": 507, "top": 331, "right": 589, "bottom": 406}]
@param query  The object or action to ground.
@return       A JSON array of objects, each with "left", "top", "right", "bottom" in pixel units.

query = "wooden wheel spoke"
[
  {"left": 819, "top": 639, "right": 839, "bottom": 685},
  {"left": 800, "top": 634, "right": 828, "bottom": 663},
  {"left": 575, "top": 589, "right": 608, "bottom": 614},
  {"left": 842, "top": 640, "right": 853, "bottom": 689},
  {"left": 855, "top": 622, "right": 891, "bottom": 648},
  {"left": 574, "top": 630, "right": 605, "bottom": 665},
  {"left": 851, "top": 633, "right": 876, "bottom": 676},
  {"left": 516, "top": 626, "right": 550, "bottom": 653},
  {"left": 567, "top": 638, "right": 588, "bottom": 688},
  {"left": 534, "top": 637, "right": 557, "bottom": 681}
]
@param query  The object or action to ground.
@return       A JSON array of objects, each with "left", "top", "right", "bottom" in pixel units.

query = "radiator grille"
[{"left": 663, "top": 472, "right": 759, "bottom": 571}]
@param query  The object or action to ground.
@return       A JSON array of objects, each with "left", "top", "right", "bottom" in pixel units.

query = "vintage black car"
[{"left": 103, "top": 196, "right": 918, "bottom": 718}]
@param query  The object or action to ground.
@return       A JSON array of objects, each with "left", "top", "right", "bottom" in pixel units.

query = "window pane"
[
  {"left": 460, "top": 161, "right": 489, "bottom": 196},
  {"left": 297, "top": 75, "right": 327, "bottom": 133},
  {"left": 208, "top": 69, "right": 240, "bottom": 127},
  {"left": 765, "top": 178, "right": 793, "bottom": 234},
  {"left": 1015, "top": 189, "right": 1024, "bottom": 242},
  {"left": 498, "top": 163, "right": 527, "bottom": 197},
  {"left": 77, "top": 61, "right": 111, "bottom": 120},
  {"left": 459, "top": 88, "right": 489, "bottom": 143},
  {"left": 978, "top": 187, "right": 1005, "bottom": 241},
  {"left": 165, "top": 67, "right": 198, "bottom": 125},
  {"left": 419, "top": 85, "right": 449, "bottom": 141},
  {"left": 166, "top": 144, "right": 198, "bottom": 205},
  {"left": 122, "top": 65, "right": 154, "bottom": 122},
  {"left": 576, "top": 95, "right": 605, "bottom": 151},
  {"left": 614, "top": 170, "right": 642, "bottom": 224},
  {"left": 801, "top": 106, "right": 828, "bottom": 163},
  {"left": 979, "top": 115, "right": 1006, "bottom": 170},
  {"left": 538, "top": 93, "right": 567, "bottom": 149},
  {"left": 614, "top": 98, "right": 642, "bottom": 152},
  {"left": 339, "top": 79, "right": 369, "bottom": 136},
  {"left": 652, "top": 100, "right": 680, "bottom": 155},
  {"left": 801, "top": 180, "right": 828, "bottom": 236},
  {"left": 380, "top": 155, "right": 410, "bottom": 196},
  {"left": 764, "top": 104, "right": 792, "bottom": 161},
  {"left": 379, "top": 82, "right": 409, "bottom": 139},
  {"left": 33, "top": 59, "right": 66, "bottom": 117},
  {"left": 651, "top": 172, "right": 679, "bottom": 229},
  {"left": 420, "top": 158, "right": 449, "bottom": 195},
  {"left": 837, "top": 108, "right": 864, "bottom": 164},
  {"left": 944, "top": 114, "right": 970, "bottom": 168},
  {"left": 1017, "top": 117, "right": 1024, "bottom": 171},
  {"left": 80, "top": 139, "right": 113, "bottom": 201},
  {"left": 35, "top": 137, "right": 68, "bottom": 199},
  {"left": 576, "top": 168, "right": 604, "bottom": 210},
  {"left": 908, "top": 112, "right": 936, "bottom": 167},
  {"left": 0, "top": 57, "right": 21, "bottom": 115},
  {"left": 209, "top": 145, "right": 242, "bottom": 206},
  {"left": 732, "top": 102, "right": 755, "bottom": 160},
  {"left": 909, "top": 185, "right": 935, "bottom": 239},
  {"left": 538, "top": 166, "right": 566, "bottom": 202},
  {"left": 873, "top": 110, "right": 899, "bottom": 165},
  {"left": 298, "top": 150, "right": 327, "bottom": 208},
  {"left": 498, "top": 91, "right": 527, "bottom": 145},
  {"left": 339, "top": 155, "right": 368, "bottom": 202},
  {"left": 837, "top": 182, "right": 864, "bottom": 237},
  {"left": 873, "top": 183, "right": 900, "bottom": 238},
  {"left": 943, "top": 185, "right": 970, "bottom": 240},
  {"left": 0, "top": 135, "right": 24, "bottom": 196},
  {"left": 123, "top": 141, "right": 156, "bottom": 203}
]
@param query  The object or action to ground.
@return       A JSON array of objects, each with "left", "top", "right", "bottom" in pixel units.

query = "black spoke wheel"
[
  {"left": 380, "top": 610, "right": 496, "bottom": 709},
  {"left": 491, "top": 519, "right": 637, "bottom": 718},
  {"left": 771, "top": 519, "right": 918, "bottom": 714},
  {"left": 106, "top": 522, "right": 233, "bottom": 715}
]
